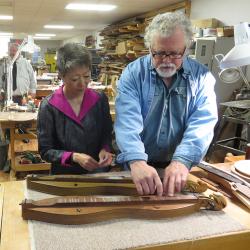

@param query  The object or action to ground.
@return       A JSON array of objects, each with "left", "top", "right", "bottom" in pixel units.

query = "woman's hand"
[
  {"left": 72, "top": 153, "right": 99, "bottom": 171},
  {"left": 98, "top": 149, "right": 113, "bottom": 167}
]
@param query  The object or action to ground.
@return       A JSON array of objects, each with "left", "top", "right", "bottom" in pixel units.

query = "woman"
[{"left": 37, "top": 43, "right": 113, "bottom": 174}]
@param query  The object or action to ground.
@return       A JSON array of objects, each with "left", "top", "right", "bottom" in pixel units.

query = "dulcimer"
[
  {"left": 21, "top": 192, "right": 226, "bottom": 225},
  {"left": 193, "top": 161, "right": 250, "bottom": 209},
  {"left": 26, "top": 173, "right": 208, "bottom": 196}
]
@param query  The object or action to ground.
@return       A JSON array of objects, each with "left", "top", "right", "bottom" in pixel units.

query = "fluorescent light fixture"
[
  {"left": 65, "top": 3, "right": 117, "bottom": 11},
  {"left": 44, "top": 25, "right": 74, "bottom": 29},
  {"left": 0, "top": 32, "right": 13, "bottom": 36},
  {"left": 0, "top": 15, "right": 13, "bottom": 20},
  {"left": 35, "top": 33, "right": 56, "bottom": 37},
  {"left": 34, "top": 36, "right": 51, "bottom": 40}
]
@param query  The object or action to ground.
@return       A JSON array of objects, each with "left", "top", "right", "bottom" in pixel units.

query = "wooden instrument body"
[
  {"left": 22, "top": 173, "right": 226, "bottom": 224},
  {"left": 21, "top": 193, "right": 226, "bottom": 225},
  {"left": 26, "top": 173, "right": 207, "bottom": 196}
]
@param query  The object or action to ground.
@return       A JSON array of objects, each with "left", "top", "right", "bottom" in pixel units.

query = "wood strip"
[
  {"left": 28, "top": 180, "right": 137, "bottom": 196},
  {"left": 1, "top": 181, "right": 30, "bottom": 250},
  {"left": 26, "top": 174, "right": 133, "bottom": 183},
  {"left": 0, "top": 184, "right": 4, "bottom": 234}
]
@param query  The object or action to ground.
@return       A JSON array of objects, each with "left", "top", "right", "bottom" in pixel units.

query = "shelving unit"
[
  {"left": 97, "top": 0, "right": 191, "bottom": 86},
  {"left": 0, "top": 112, "right": 50, "bottom": 177}
]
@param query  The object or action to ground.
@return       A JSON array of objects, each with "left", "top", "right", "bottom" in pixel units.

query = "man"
[
  {"left": 114, "top": 12, "right": 218, "bottom": 197},
  {"left": 0, "top": 43, "right": 37, "bottom": 105}
]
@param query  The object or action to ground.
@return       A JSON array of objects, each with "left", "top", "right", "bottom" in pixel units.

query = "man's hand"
[
  {"left": 130, "top": 161, "right": 163, "bottom": 196},
  {"left": 72, "top": 153, "right": 99, "bottom": 171},
  {"left": 163, "top": 161, "right": 189, "bottom": 196},
  {"left": 98, "top": 149, "right": 113, "bottom": 167}
]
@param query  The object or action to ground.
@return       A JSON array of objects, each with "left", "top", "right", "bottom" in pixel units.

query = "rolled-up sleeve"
[{"left": 115, "top": 66, "right": 148, "bottom": 163}]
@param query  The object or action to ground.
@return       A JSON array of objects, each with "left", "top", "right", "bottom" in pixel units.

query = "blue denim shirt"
[
  {"left": 142, "top": 69, "right": 192, "bottom": 167},
  {"left": 114, "top": 55, "right": 218, "bottom": 169}
]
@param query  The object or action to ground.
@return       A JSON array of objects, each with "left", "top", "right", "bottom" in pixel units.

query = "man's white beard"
[{"left": 156, "top": 63, "right": 177, "bottom": 78}]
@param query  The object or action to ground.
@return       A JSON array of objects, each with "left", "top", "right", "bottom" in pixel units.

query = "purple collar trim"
[{"left": 49, "top": 86, "right": 100, "bottom": 125}]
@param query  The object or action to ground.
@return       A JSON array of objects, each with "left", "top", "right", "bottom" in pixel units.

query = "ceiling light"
[
  {"left": 35, "top": 33, "right": 56, "bottom": 37},
  {"left": 65, "top": 3, "right": 117, "bottom": 11},
  {"left": 0, "top": 15, "right": 13, "bottom": 20},
  {"left": 44, "top": 25, "right": 74, "bottom": 29},
  {"left": 34, "top": 36, "right": 51, "bottom": 40}
]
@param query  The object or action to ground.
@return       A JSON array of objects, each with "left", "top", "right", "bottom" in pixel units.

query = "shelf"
[{"left": 14, "top": 155, "right": 51, "bottom": 172}]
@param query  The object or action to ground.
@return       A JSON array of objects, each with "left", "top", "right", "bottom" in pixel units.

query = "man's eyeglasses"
[{"left": 151, "top": 47, "right": 186, "bottom": 60}]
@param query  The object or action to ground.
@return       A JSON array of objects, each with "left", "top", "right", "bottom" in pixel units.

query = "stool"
[{"left": 207, "top": 114, "right": 250, "bottom": 157}]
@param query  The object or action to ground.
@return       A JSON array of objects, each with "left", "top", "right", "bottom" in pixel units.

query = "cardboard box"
[
  {"left": 217, "top": 27, "right": 234, "bottom": 37},
  {"left": 191, "top": 18, "right": 220, "bottom": 28},
  {"left": 116, "top": 41, "right": 127, "bottom": 55}
]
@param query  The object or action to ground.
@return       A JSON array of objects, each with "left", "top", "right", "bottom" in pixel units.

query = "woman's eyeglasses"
[{"left": 151, "top": 47, "right": 186, "bottom": 60}]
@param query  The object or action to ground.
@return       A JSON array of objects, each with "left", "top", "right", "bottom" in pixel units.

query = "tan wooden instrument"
[
  {"left": 21, "top": 192, "right": 226, "bottom": 225},
  {"left": 26, "top": 173, "right": 208, "bottom": 196}
]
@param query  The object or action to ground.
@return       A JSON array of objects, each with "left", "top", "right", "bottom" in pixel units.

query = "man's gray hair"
[
  {"left": 144, "top": 12, "right": 193, "bottom": 48},
  {"left": 56, "top": 43, "right": 92, "bottom": 76}
]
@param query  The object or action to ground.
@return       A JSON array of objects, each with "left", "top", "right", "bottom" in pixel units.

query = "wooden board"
[
  {"left": 0, "top": 181, "right": 30, "bottom": 250},
  {"left": 0, "top": 112, "right": 37, "bottom": 122},
  {"left": 0, "top": 184, "right": 4, "bottom": 233},
  {"left": 234, "top": 160, "right": 250, "bottom": 177},
  {"left": 231, "top": 166, "right": 250, "bottom": 182}
]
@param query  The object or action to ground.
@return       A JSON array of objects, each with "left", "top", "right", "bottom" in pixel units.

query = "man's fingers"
[
  {"left": 166, "top": 175, "right": 175, "bottom": 196},
  {"left": 175, "top": 175, "right": 182, "bottom": 193},
  {"left": 135, "top": 181, "right": 143, "bottom": 195},
  {"left": 181, "top": 175, "right": 187, "bottom": 190},
  {"left": 140, "top": 180, "right": 150, "bottom": 195},
  {"left": 153, "top": 175, "right": 163, "bottom": 196},
  {"left": 146, "top": 176, "right": 156, "bottom": 194}
]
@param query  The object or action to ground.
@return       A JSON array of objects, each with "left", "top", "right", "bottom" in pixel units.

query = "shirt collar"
[{"left": 49, "top": 86, "right": 100, "bottom": 126}]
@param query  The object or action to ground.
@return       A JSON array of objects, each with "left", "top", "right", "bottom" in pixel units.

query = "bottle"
[{"left": 245, "top": 143, "right": 250, "bottom": 160}]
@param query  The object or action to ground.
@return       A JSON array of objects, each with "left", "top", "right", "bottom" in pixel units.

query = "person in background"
[
  {"left": 37, "top": 43, "right": 113, "bottom": 175},
  {"left": 0, "top": 43, "right": 37, "bottom": 105},
  {"left": 115, "top": 12, "right": 218, "bottom": 196}
]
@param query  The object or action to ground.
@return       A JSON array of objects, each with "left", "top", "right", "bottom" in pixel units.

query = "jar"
[{"left": 245, "top": 143, "right": 250, "bottom": 160}]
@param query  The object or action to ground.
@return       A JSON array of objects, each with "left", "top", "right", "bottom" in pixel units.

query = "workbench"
[{"left": 0, "top": 163, "right": 249, "bottom": 250}]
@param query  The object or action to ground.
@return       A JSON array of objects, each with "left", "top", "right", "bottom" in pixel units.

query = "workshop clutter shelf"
[
  {"left": 98, "top": 17, "right": 147, "bottom": 87},
  {"left": 97, "top": 0, "right": 191, "bottom": 87},
  {"left": 0, "top": 112, "right": 51, "bottom": 177}
]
